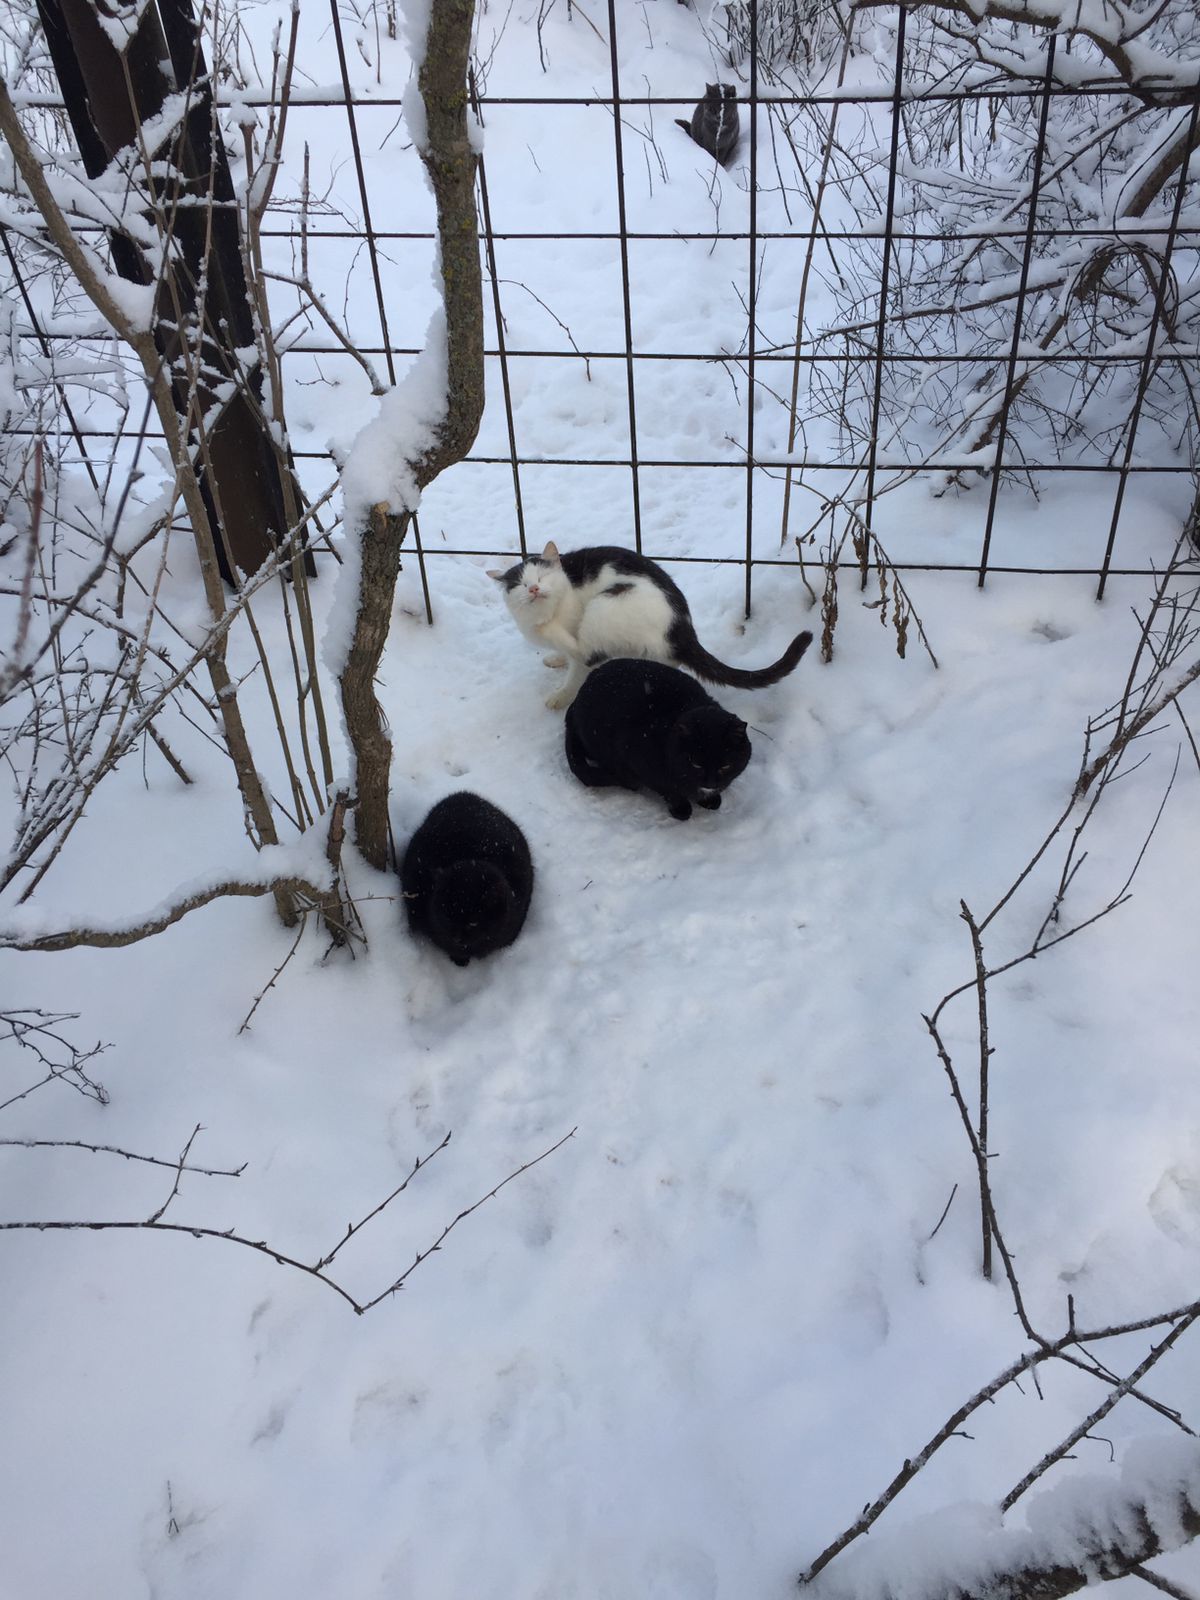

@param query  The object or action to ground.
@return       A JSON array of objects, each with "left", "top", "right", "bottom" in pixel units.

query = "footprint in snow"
[
  {"left": 250, "top": 1400, "right": 289, "bottom": 1445},
  {"left": 643, "top": 1543, "right": 718, "bottom": 1599},
  {"left": 1149, "top": 1163, "right": 1200, "bottom": 1246}
]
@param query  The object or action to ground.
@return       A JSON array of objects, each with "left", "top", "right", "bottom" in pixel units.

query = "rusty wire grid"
[{"left": 6, "top": 0, "right": 1200, "bottom": 613}]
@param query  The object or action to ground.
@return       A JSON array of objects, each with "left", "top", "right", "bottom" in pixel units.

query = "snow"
[
  {"left": 399, "top": 0, "right": 434, "bottom": 151},
  {"left": 809, "top": 1437, "right": 1200, "bottom": 1600},
  {"left": 326, "top": 308, "right": 450, "bottom": 692},
  {"left": 2, "top": 2, "right": 1200, "bottom": 1598}
]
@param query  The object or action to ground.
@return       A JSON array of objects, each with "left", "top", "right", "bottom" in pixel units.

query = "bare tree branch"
[{"left": 1, "top": 1126, "right": 577, "bottom": 1316}]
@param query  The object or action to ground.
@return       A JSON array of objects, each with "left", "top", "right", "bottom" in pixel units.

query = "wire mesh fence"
[{"left": 6, "top": 0, "right": 1199, "bottom": 614}]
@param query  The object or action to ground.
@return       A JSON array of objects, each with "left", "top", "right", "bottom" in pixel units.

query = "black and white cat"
[
  {"left": 675, "top": 83, "right": 740, "bottom": 166},
  {"left": 400, "top": 792, "right": 533, "bottom": 967},
  {"left": 490, "top": 541, "right": 812, "bottom": 710},
  {"left": 565, "top": 658, "right": 752, "bottom": 821}
]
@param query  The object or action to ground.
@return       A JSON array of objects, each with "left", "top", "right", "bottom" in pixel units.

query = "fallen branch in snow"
[
  {"left": 3, "top": 678, "right": 361, "bottom": 954},
  {"left": 0, "top": 876, "right": 334, "bottom": 953},
  {"left": 0, "top": 1125, "right": 577, "bottom": 1316},
  {"left": 805, "top": 1435, "right": 1200, "bottom": 1600},
  {"left": 797, "top": 1299, "right": 1200, "bottom": 1587},
  {"left": 1132, "top": 1564, "right": 1200, "bottom": 1600}
]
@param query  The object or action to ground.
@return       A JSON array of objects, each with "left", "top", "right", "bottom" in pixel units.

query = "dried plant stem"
[
  {"left": 0, "top": 75, "right": 292, "bottom": 922},
  {"left": 2, "top": 1126, "right": 576, "bottom": 1316}
]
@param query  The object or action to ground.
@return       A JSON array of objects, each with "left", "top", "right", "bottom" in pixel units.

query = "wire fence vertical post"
[
  {"left": 606, "top": 0, "right": 643, "bottom": 553},
  {"left": 744, "top": 0, "right": 759, "bottom": 618},
  {"left": 976, "top": 34, "right": 1057, "bottom": 589},
  {"left": 471, "top": 68, "right": 529, "bottom": 558},
  {"left": 860, "top": 2, "right": 907, "bottom": 590},
  {"left": 1095, "top": 76, "right": 1200, "bottom": 602}
]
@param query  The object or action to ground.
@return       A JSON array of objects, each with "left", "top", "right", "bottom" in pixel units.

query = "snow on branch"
[
  {"left": 0, "top": 874, "right": 333, "bottom": 952},
  {"left": 2, "top": 1124, "right": 577, "bottom": 1317},
  {"left": 805, "top": 1437, "right": 1200, "bottom": 1600},
  {"left": 852, "top": 0, "right": 1200, "bottom": 102}
]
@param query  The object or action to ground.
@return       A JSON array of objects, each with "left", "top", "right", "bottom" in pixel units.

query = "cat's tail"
[{"left": 673, "top": 627, "right": 813, "bottom": 690}]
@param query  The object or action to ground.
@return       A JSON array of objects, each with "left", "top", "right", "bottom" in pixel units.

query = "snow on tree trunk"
[{"left": 330, "top": 0, "right": 484, "bottom": 873}]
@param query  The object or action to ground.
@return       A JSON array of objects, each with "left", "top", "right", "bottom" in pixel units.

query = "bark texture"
[
  {"left": 950, "top": 1492, "right": 1200, "bottom": 1600},
  {"left": 36, "top": 0, "right": 299, "bottom": 580},
  {"left": 339, "top": 0, "right": 484, "bottom": 871}
]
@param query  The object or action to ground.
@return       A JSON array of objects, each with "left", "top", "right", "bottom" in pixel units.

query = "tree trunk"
[
  {"left": 36, "top": 0, "right": 300, "bottom": 582},
  {"left": 338, "top": 0, "right": 485, "bottom": 871}
]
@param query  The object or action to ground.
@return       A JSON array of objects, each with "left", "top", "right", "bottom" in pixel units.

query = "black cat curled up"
[
  {"left": 675, "top": 83, "right": 740, "bottom": 166},
  {"left": 565, "top": 659, "right": 752, "bottom": 821},
  {"left": 400, "top": 792, "right": 533, "bottom": 966}
]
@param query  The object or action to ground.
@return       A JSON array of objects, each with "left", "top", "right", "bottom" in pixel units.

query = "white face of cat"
[
  {"left": 490, "top": 542, "right": 567, "bottom": 624},
  {"left": 510, "top": 559, "right": 562, "bottom": 618}
]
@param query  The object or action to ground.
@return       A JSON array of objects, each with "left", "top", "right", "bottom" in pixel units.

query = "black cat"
[
  {"left": 564, "top": 659, "right": 752, "bottom": 821},
  {"left": 400, "top": 792, "right": 533, "bottom": 966},
  {"left": 675, "top": 83, "right": 740, "bottom": 166}
]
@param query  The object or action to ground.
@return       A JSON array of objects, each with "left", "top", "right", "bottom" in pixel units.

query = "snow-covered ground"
[{"left": 2, "top": 1, "right": 1198, "bottom": 1596}]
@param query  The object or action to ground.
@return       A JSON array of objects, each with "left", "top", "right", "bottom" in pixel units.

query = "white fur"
[{"left": 494, "top": 545, "right": 676, "bottom": 709}]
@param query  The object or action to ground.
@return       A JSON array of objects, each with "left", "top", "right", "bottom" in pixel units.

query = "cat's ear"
[
  {"left": 486, "top": 568, "right": 507, "bottom": 581},
  {"left": 542, "top": 540, "right": 561, "bottom": 563}
]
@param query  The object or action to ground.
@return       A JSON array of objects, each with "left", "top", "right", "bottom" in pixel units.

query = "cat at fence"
[
  {"left": 675, "top": 83, "right": 740, "bottom": 166},
  {"left": 490, "top": 541, "right": 812, "bottom": 709},
  {"left": 565, "top": 658, "right": 752, "bottom": 821}
]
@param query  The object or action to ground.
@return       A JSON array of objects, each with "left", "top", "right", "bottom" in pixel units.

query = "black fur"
[
  {"left": 675, "top": 83, "right": 739, "bottom": 166},
  {"left": 400, "top": 792, "right": 533, "bottom": 966},
  {"left": 565, "top": 659, "right": 752, "bottom": 821},
  {"left": 495, "top": 544, "right": 813, "bottom": 691}
]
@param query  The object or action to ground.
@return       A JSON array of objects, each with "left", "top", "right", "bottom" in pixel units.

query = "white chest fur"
[{"left": 494, "top": 544, "right": 679, "bottom": 708}]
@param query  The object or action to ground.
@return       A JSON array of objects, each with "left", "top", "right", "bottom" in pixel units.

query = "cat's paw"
[
  {"left": 542, "top": 655, "right": 568, "bottom": 670},
  {"left": 545, "top": 689, "right": 575, "bottom": 711},
  {"left": 668, "top": 798, "right": 693, "bottom": 821},
  {"left": 696, "top": 791, "right": 723, "bottom": 810}
]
